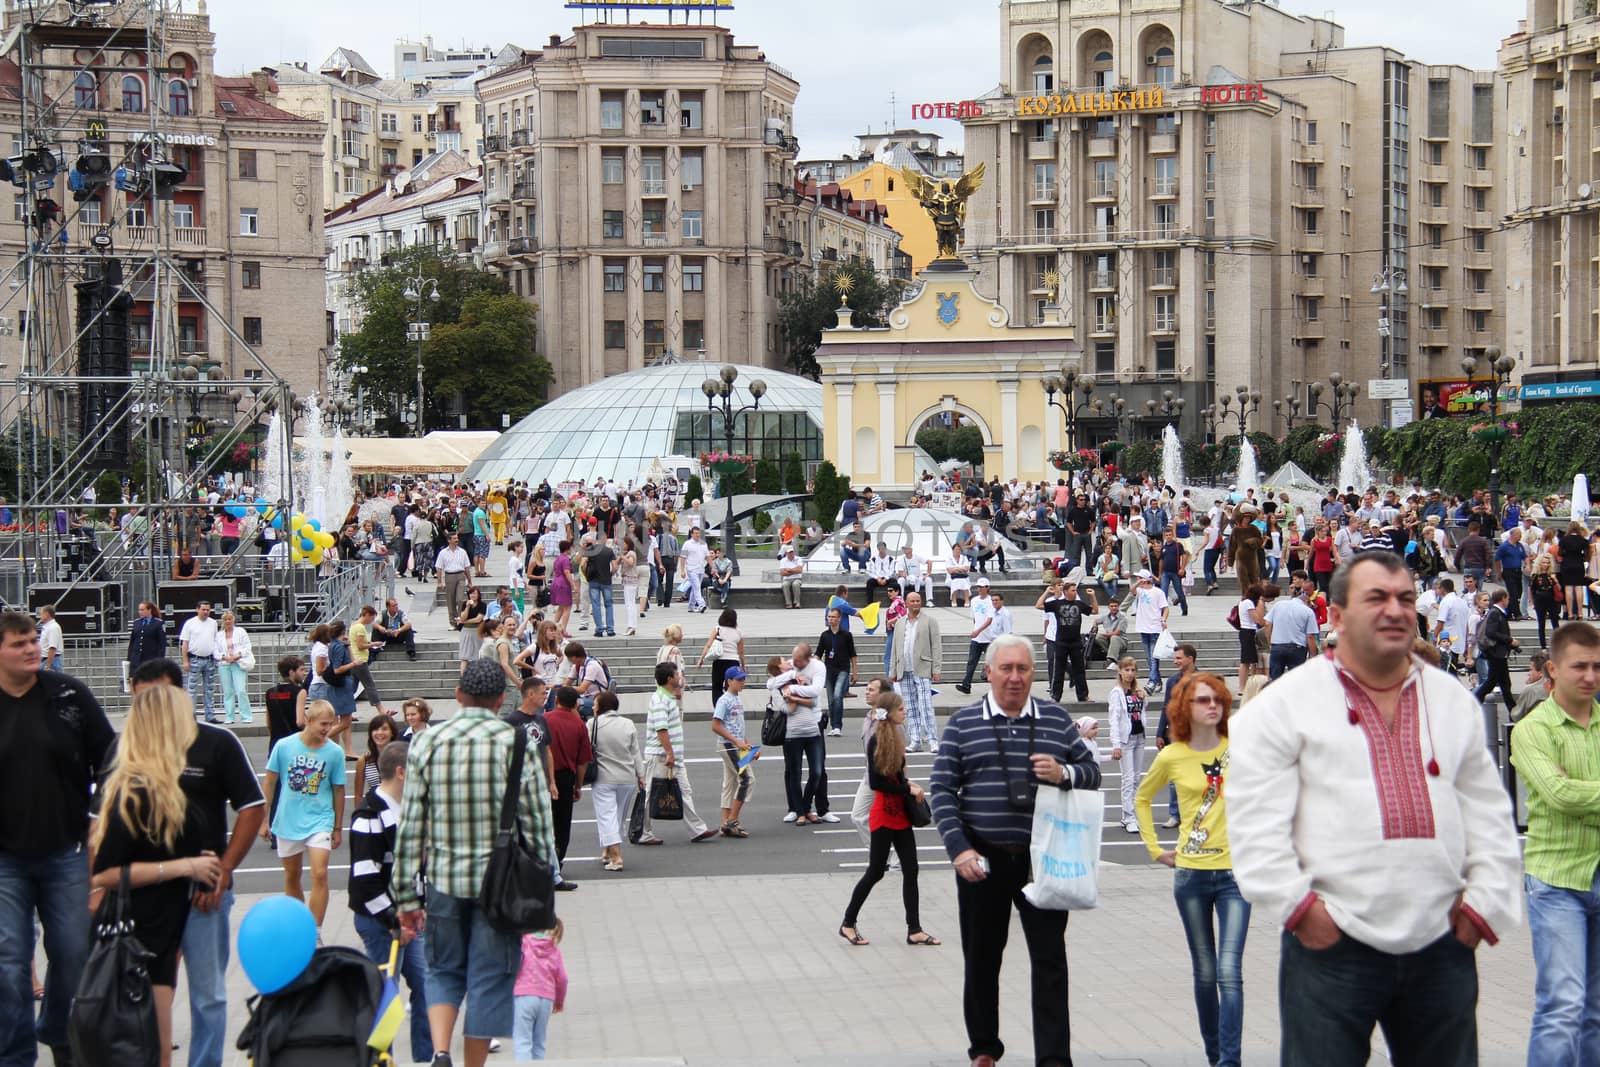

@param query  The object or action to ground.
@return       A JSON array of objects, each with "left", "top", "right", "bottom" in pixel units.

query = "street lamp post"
[
  {"left": 1461, "top": 344, "right": 1518, "bottom": 520},
  {"left": 1202, "top": 385, "right": 1262, "bottom": 442},
  {"left": 1372, "top": 264, "right": 1408, "bottom": 426},
  {"left": 403, "top": 272, "right": 439, "bottom": 438},
  {"left": 1041, "top": 368, "right": 1096, "bottom": 453},
  {"left": 1103, "top": 394, "right": 1133, "bottom": 442},
  {"left": 701, "top": 364, "right": 767, "bottom": 576},
  {"left": 1306, "top": 372, "right": 1361, "bottom": 433},
  {"left": 1274, "top": 395, "right": 1304, "bottom": 431},
  {"left": 1142, "top": 391, "right": 1186, "bottom": 436}
]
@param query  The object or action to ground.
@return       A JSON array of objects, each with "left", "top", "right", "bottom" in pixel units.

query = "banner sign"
[{"left": 1521, "top": 379, "right": 1600, "bottom": 400}]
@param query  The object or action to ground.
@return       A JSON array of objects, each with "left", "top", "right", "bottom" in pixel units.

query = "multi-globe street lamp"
[
  {"left": 1306, "top": 372, "right": 1361, "bottom": 433},
  {"left": 1202, "top": 385, "right": 1263, "bottom": 442},
  {"left": 701, "top": 364, "right": 766, "bottom": 576},
  {"left": 1041, "top": 368, "right": 1096, "bottom": 453},
  {"left": 1460, "top": 344, "right": 1518, "bottom": 519}
]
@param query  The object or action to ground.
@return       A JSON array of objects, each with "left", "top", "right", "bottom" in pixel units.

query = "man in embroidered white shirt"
[{"left": 1228, "top": 553, "right": 1522, "bottom": 1067}]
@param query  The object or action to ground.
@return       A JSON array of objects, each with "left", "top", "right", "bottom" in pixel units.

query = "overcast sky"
[{"left": 209, "top": 0, "right": 1515, "bottom": 159}]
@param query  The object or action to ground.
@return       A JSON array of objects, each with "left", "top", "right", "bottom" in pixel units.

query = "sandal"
[
  {"left": 603, "top": 860, "right": 623, "bottom": 872},
  {"left": 724, "top": 821, "right": 749, "bottom": 838},
  {"left": 838, "top": 925, "right": 869, "bottom": 946},
  {"left": 906, "top": 932, "right": 942, "bottom": 946}
]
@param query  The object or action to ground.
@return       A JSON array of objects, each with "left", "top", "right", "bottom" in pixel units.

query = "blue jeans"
[
  {"left": 1202, "top": 547, "right": 1220, "bottom": 588},
  {"left": 1527, "top": 871, "right": 1600, "bottom": 1067},
  {"left": 1173, "top": 868, "right": 1251, "bottom": 1067},
  {"left": 422, "top": 887, "right": 519, "bottom": 1040},
  {"left": 186, "top": 657, "right": 219, "bottom": 719},
  {"left": 1266, "top": 555, "right": 1282, "bottom": 584},
  {"left": 356, "top": 912, "right": 434, "bottom": 1063},
  {"left": 782, "top": 735, "right": 827, "bottom": 816},
  {"left": 825, "top": 668, "right": 850, "bottom": 731},
  {"left": 180, "top": 887, "right": 233, "bottom": 1067},
  {"left": 840, "top": 546, "right": 870, "bottom": 572},
  {"left": 1162, "top": 571, "right": 1188, "bottom": 613},
  {"left": 1141, "top": 631, "right": 1162, "bottom": 687},
  {"left": 513, "top": 995, "right": 553, "bottom": 1061},
  {"left": 0, "top": 845, "right": 91, "bottom": 1064},
  {"left": 1279, "top": 929, "right": 1478, "bottom": 1067},
  {"left": 1269, "top": 643, "right": 1308, "bottom": 679},
  {"left": 587, "top": 582, "right": 615, "bottom": 634}
]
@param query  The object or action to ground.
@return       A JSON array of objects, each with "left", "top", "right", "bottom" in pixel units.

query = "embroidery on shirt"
[
  {"left": 1180, "top": 749, "right": 1228, "bottom": 857},
  {"left": 1339, "top": 674, "right": 1436, "bottom": 840}
]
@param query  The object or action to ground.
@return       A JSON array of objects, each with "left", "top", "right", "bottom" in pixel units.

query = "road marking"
[{"left": 820, "top": 845, "right": 950, "bottom": 854}]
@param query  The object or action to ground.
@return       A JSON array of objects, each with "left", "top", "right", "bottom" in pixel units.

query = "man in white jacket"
[{"left": 1228, "top": 552, "right": 1522, "bottom": 1067}]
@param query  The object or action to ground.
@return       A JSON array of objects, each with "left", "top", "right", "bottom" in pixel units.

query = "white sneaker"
[
  {"left": 828, "top": 727, "right": 842, "bottom": 736},
  {"left": 1162, "top": 816, "right": 1180, "bottom": 829},
  {"left": 1123, "top": 821, "right": 1139, "bottom": 834},
  {"left": 819, "top": 813, "right": 841, "bottom": 823},
  {"left": 782, "top": 811, "right": 798, "bottom": 823},
  {"left": 925, "top": 740, "right": 938, "bottom": 754}
]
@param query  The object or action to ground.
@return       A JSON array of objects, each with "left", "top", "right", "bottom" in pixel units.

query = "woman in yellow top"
[{"left": 1134, "top": 671, "right": 1249, "bottom": 1067}]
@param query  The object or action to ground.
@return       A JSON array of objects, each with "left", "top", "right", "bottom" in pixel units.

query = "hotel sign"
[
  {"left": 911, "top": 100, "right": 985, "bottom": 120},
  {"left": 1011, "top": 82, "right": 1271, "bottom": 117}
]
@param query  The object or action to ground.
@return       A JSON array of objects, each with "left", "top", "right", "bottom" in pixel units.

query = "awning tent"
[{"left": 293, "top": 431, "right": 500, "bottom": 476}]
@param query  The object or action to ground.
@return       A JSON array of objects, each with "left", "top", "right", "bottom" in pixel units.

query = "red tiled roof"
[{"left": 214, "top": 76, "right": 312, "bottom": 122}]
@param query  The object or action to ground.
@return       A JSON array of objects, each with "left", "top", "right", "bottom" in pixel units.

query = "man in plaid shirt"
[{"left": 394, "top": 658, "right": 557, "bottom": 1067}]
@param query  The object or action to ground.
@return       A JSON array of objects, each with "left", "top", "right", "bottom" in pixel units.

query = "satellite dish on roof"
[{"left": 917, "top": 138, "right": 930, "bottom": 150}]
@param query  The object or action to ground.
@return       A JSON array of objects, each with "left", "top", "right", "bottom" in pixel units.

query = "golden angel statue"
[{"left": 900, "top": 163, "right": 986, "bottom": 262}]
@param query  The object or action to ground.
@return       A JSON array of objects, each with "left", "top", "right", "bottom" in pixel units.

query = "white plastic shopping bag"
[
  {"left": 1022, "top": 785, "right": 1102, "bottom": 910},
  {"left": 1153, "top": 628, "right": 1177, "bottom": 660}
]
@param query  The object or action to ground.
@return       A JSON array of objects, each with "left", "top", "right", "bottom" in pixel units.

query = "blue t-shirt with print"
[{"left": 267, "top": 734, "right": 346, "bottom": 841}]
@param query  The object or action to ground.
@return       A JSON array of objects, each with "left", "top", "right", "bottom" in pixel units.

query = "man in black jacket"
[
  {"left": 347, "top": 741, "right": 432, "bottom": 1064},
  {"left": 1473, "top": 588, "right": 1518, "bottom": 712},
  {"left": 1064, "top": 494, "right": 1098, "bottom": 574}
]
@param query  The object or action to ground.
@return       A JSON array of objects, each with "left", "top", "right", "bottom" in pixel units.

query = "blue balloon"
[
  {"left": 304, "top": 518, "right": 321, "bottom": 532},
  {"left": 237, "top": 896, "right": 317, "bottom": 994},
  {"left": 225, "top": 506, "right": 246, "bottom": 518},
  {"left": 299, "top": 536, "right": 314, "bottom": 551},
  {"left": 270, "top": 513, "right": 285, "bottom": 530}
]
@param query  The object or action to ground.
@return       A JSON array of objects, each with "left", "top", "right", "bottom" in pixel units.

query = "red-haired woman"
[{"left": 1135, "top": 672, "right": 1249, "bottom": 1067}]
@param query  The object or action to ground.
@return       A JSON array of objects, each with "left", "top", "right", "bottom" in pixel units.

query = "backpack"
[
  {"left": 235, "top": 946, "right": 385, "bottom": 1066},
  {"left": 585, "top": 658, "right": 617, "bottom": 693}
]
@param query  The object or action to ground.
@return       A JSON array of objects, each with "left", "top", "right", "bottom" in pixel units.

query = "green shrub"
[
  {"left": 685, "top": 474, "right": 704, "bottom": 507},
  {"left": 783, "top": 450, "right": 806, "bottom": 494},
  {"left": 811, "top": 460, "right": 848, "bottom": 530},
  {"left": 753, "top": 458, "right": 782, "bottom": 494}
]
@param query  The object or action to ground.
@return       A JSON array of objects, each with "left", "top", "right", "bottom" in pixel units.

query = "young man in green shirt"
[
  {"left": 639, "top": 661, "right": 717, "bottom": 845},
  {"left": 1510, "top": 620, "right": 1600, "bottom": 1066}
]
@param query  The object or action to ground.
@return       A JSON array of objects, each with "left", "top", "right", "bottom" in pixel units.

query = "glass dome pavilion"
[{"left": 462, "top": 360, "right": 824, "bottom": 488}]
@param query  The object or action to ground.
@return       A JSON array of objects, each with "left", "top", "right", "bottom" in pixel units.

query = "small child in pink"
[{"left": 512, "top": 920, "right": 568, "bottom": 1061}]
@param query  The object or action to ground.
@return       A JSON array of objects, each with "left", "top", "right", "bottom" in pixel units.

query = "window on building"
[
  {"left": 644, "top": 319, "right": 665, "bottom": 358},
  {"left": 642, "top": 262, "right": 665, "bottom": 292},
  {"left": 1094, "top": 340, "right": 1115, "bottom": 376},
  {"left": 381, "top": 147, "right": 398, "bottom": 168},
  {"left": 1093, "top": 205, "right": 1115, "bottom": 239},
  {"left": 1204, "top": 152, "right": 1216, "bottom": 193},
  {"left": 1092, "top": 49, "right": 1113, "bottom": 90},
  {"left": 1205, "top": 114, "right": 1217, "bottom": 146},
  {"left": 1472, "top": 229, "right": 1488, "bottom": 252},
  {"left": 1469, "top": 146, "right": 1488, "bottom": 169},
  {"left": 640, "top": 93, "right": 666, "bottom": 126},
  {"left": 1469, "top": 269, "right": 1488, "bottom": 292},
  {"left": 681, "top": 150, "right": 703, "bottom": 189},
  {"left": 602, "top": 153, "right": 624, "bottom": 184},
  {"left": 604, "top": 320, "right": 625, "bottom": 349},
  {"left": 1425, "top": 141, "right": 1443, "bottom": 165},
  {"left": 1155, "top": 203, "right": 1177, "bottom": 236},
  {"left": 172, "top": 203, "right": 194, "bottom": 228},
  {"left": 601, "top": 92, "right": 625, "bottom": 130},
  {"left": 603, "top": 210, "right": 624, "bottom": 239},
  {"left": 1153, "top": 112, "right": 1176, "bottom": 136},
  {"left": 1094, "top": 116, "right": 1115, "bottom": 139},
  {"left": 1032, "top": 162, "right": 1055, "bottom": 201},
  {"left": 238, "top": 208, "right": 258, "bottom": 236},
  {"left": 682, "top": 210, "right": 703, "bottom": 239},
  {"left": 242, "top": 317, "right": 263, "bottom": 345},
  {"left": 1032, "top": 55, "right": 1054, "bottom": 94},
  {"left": 121, "top": 75, "right": 144, "bottom": 113},
  {"left": 1204, "top": 251, "right": 1216, "bottom": 283},
  {"left": 680, "top": 92, "right": 704, "bottom": 130},
  {"left": 126, "top": 203, "right": 146, "bottom": 227},
  {"left": 1301, "top": 209, "right": 1318, "bottom": 234},
  {"left": 683, "top": 261, "right": 704, "bottom": 291},
  {"left": 1301, "top": 296, "right": 1321, "bottom": 321},
  {"left": 242, "top": 261, "right": 261, "bottom": 289},
  {"left": 74, "top": 72, "right": 98, "bottom": 110},
  {"left": 642, "top": 206, "right": 665, "bottom": 236},
  {"left": 1153, "top": 156, "right": 1177, "bottom": 195},
  {"left": 1152, "top": 249, "right": 1176, "bottom": 285},
  {"left": 79, "top": 198, "right": 101, "bottom": 224},
  {"left": 1094, "top": 295, "right": 1117, "bottom": 332},
  {"left": 412, "top": 149, "right": 424, "bottom": 165},
  {"left": 1305, "top": 120, "right": 1319, "bottom": 144},
  {"left": 1471, "top": 186, "right": 1487, "bottom": 211},
  {"left": 1154, "top": 294, "right": 1176, "bottom": 330},
  {"left": 1426, "top": 224, "right": 1444, "bottom": 248},
  {"left": 684, "top": 319, "right": 705, "bottom": 351},
  {"left": 603, "top": 262, "right": 626, "bottom": 291},
  {"left": 1154, "top": 339, "right": 1176, "bottom": 375},
  {"left": 1033, "top": 207, "right": 1055, "bottom": 236},
  {"left": 1152, "top": 47, "right": 1175, "bottom": 86},
  {"left": 1205, "top": 288, "right": 1216, "bottom": 328},
  {"left": 168, "top": 79, "right": 190, "bottom": 116},
  {"left": 381, "top": 112, "right": 397, "bottom": 133},
  {"left": 238, "top": 150, "right": 257, "bottom": 179},
  {"left": 1470, "top": 309, "right": 1487, "bottom": 332}
]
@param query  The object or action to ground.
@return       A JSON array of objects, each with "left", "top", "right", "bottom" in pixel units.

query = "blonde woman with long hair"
[{"left": 90, "top": 686, "right": 222, "bottom": 1067}]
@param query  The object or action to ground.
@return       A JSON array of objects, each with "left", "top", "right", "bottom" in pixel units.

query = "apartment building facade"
[
  {"left": 960, "top": 0, "right": 1500, "bottom": 439},
  {"left": 275, "top": 46, "right": 498, "bottom": 212},
  {"left": 0, "top": 3, "right": 328, "bottom": 396},
  {"left": 476, "top": 22, "right": 803, "bottom": 396},
  {"left": 1499, "top": 0, "right": 1600, "bottom": 402}
]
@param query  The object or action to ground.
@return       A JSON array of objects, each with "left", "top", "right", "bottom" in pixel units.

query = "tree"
[
  {"left": 753, "top": 457, "right": 783, "bottom": 494},
  {"left": 776, "top": 262, "right": 902, "bottom": 380},
  {"left": 423, "top": 292, "right": 553, "bottom": 430},
  {"left": 916, "top": 424, "right": 985, "bottom": 467},
  {"left": 685, "top": 474, "right": 704, "bottom": 507},
  {"left": 783, "top": 450, "right": 806, "bottom": 494},
  {"left": 810, "top": 460, "right": 849, "bottom": 530},
  {"left": 336, "top": 246, "right": 541, "bottom": 433}
]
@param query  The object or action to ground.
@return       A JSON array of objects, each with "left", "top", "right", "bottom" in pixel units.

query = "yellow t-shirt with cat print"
[{"left": 1134, "top": 739, "right": 1233, "bottom": 869}]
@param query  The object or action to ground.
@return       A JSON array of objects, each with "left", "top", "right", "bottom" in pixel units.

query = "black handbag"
[
  {"left": 647, "top": 774, "right": 684, "bottom": 821},
  {"left": 627, "top": 789, "right": 647, "bottom": 844},
  {"left": 906, "top": 793, "right": 933, "bottom": 828},
  {"left": 478, "top": 726, "right": 557, "bottom": 936},
  {"left": 760, "top": 695, "right": 787, "bottom": 747},
  {"left": 70, "top": 865, "right": 159, "bottom": 1067},
  {"left": 582, "top": 714, "right": 600, "bottom": 787}
]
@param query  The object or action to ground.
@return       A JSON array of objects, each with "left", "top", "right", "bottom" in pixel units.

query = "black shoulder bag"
[
  {"left": 479, "top": 725, "right": 557, "bottom": 935},
  {"left": 70, "top": 865, "right": 158, "bottom": 1067}
]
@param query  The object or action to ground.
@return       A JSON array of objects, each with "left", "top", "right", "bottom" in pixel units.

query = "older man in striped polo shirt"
[{"left": 929, "top": 633, "right": 1102, "bottom": 1067}]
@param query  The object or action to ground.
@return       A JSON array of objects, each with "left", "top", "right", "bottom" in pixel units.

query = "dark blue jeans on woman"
[
  {"left": 1173, "top": 867, "right": 1251, "bottom": 1067},
  {"left": 782, "top": 735, "right": 827, "bottom": 817}
]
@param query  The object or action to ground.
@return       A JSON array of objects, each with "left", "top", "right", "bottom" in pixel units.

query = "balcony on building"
[
  {"left": 508, "top": 236, "right": 537, "bottom": 257},
  {"left": 1466, "top": 165, "right": 1493, "bottom": 187},
  {"left": 1150, "top": 267, "right": 1176, "bottom": 288},
  {"left": 1151, "top": 313, "right": 1177, "bottom": 334},
  {"left": 641, "top": 178, "right": 668, "bottom": 196},
  {"left": 1030, "top": 182, "right": 1055, "bottom": 204},
  {"left": 486, "top": 182, "right": 510, "bottom": 204},
  {"left": 1292, "top": 318, "right": 1325, "bottom": 340},
  {"left": 1291, "top": 186, "right": 1324, "bottom": 208},
  {"left": 1090, "top": 178, "right": 1116, "bottom": 200},
  {"left": 1088, "top": 270, "right": 1115, "bottom": 290},
  {"left": 642, "top": 230, "right": 670, "bottom": 248},
  {"left": 1294, "top": 231, "right": 1325, "bottom": 252},
  {"left": 484, "top": 134, "right": 507, "bottom": 154},
  {"left": 378, "top": 125, "right": 402, "bottom": 144},
  {"left": 1028, "top": 136, "right": 1057, "bottom": 160},
  {"left": 1092, "top": 317, "right": 1116, "bottom": 336},
  {"left": 510, "top": 129, "right": 532, "bottom": 148},
  {"left": 1151, "top": 176, "right": 1178, "bottom": 198},
  {"left": 1296, "top": 274, "right": 1325, "bottom": 297},
  {"left": 512, "top": 181, "right": 535, "bottom": 203},
  {"left": 1147, "top": 133, "right": 1178, "bottom": 155},
  {"left": 1421, "top": 163, "right": 1449, "bottom": 184},
  {"left": 821, "top": 247, "right": 839, "bottom": 262},
  {"left": 1292, "top": 141, "right": 1323, "bottom": 163},
  {"left": 480, "top": 238, "right": 506, "bottom": 259},
  {"left": 1088, "top": 137, "right": 1116, "bottom": 157}
]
